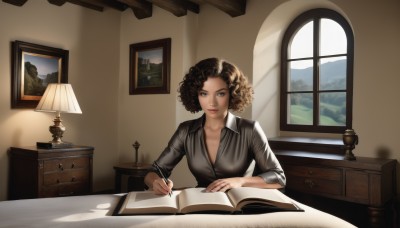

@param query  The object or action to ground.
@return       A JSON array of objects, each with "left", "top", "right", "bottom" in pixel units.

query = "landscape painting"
[
  {"left": 22, "top": 53, "right": 60, "bottom": 97},
  {"left": 136, "top": 48, "right": 163, "bottom": 88},
  {"left": 11, "top": 41, "right": 69, "bottom": 108},
  {"left": 129, "top": 38, "right": 170, "bottom": 95}
]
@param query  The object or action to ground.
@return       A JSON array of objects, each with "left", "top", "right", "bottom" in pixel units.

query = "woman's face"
[{"left": 198, "top": 77, "right": 229, "bottom": 120}]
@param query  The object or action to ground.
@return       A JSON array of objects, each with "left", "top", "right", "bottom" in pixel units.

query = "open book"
[{"left": 117, "top": 187, "right": 303, "bottom": 215}]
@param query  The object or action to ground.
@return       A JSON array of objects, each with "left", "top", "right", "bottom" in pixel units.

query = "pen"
[{"left": 154, "top": 162, "right": 172, "bottom": 197}]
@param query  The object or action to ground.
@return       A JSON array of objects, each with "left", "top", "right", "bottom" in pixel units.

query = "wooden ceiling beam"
[
  {"left": 89, "top": 0, "right": 129, "bottom": 11},
  {"left": 4, "top": 0, "right": 245, "bottom": 19},
  {"left": 118, "top": 0, "right": 152, "bottom": 19},
  {"left": 66, "top": 0, "right": 104, "bottom": 11},
  {"left": 50, "top": 0, "right": 128, "bottom": 11},
  {"left": 203, "top": 0, "right": 246, "bottom": 17},
  {"left": 48, "top": 0, "right": 105, "bottom": 12},
  {"left": 47, "top": 0, "right": 67, "bottom": 6},
  {"left": 149, "top": 0, "right": 187, "bottom": 17},
  {"left": 2, "top": 0, "right": 28, "bottom": 6},
  {"left": 183, "top": 0, "right": 199, "bottom": 14}
]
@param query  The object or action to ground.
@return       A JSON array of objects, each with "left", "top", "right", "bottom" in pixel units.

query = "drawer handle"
[
  {"left": 57, "top": 179, "right": 60, "bottom": 184},
  {"left": 59, "top": 163, "right": 64, "bottom": 171},
  {"left": 308, "top": 170, "right": 313, "bottom": 175},
  {"left": 71, "top": 162, "right": 75, "bottom": 168},
  {"left": 71, "top": 177, "right": 76, "bottom": 182},
  {"left": 304, "top": 179, "right": 315, "bottom": 188}
]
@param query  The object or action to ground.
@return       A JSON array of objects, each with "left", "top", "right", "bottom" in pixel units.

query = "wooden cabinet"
[
  {"left": 114, "top": 162, "right": 152, "bottom": 193},
  {"left": 8, "top": 146, "right": 94, "bottom": 200},
  {"left": 274, "top": 150, "right": 396, "bottom": 228}
]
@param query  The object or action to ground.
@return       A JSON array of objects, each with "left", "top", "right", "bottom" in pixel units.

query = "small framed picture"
[
  {"left": 11, "top": 41, "right": 69, "bottom": 108},
  {"left": 129, "top": 38, "right": 171, "bottom": 95}
]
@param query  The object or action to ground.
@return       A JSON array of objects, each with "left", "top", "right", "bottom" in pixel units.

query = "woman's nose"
[{"left": 209, "top": 96, "right": 217, "bottom": 106}]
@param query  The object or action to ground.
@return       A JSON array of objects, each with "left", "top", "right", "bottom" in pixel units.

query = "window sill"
[{"left": 268, "top": 136, "right": 345, "bottom": 156}]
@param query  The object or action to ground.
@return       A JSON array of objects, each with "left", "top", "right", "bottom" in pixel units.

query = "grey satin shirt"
[{"left": 152, "top": 112, "right": 286, "bottom": 188}]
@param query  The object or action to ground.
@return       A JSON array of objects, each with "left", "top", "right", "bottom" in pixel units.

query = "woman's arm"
[
  {"left": 250, "top": 122, "right": 286, "bottom": 187},
  {"left": 143, "top": 122, "right": 189, "bottom": 194},
  {"left": 206, "top": 176, "right": 283, "bottom": 192}
]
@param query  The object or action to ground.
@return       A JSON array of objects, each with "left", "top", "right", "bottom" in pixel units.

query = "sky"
[
  {"left": 23, "top": 52, "right": 59, "bottom": 75},
  {"left": 138, "top": 48, "right": 163, "bottom": 64},
  {"left": 290, "top": 19, "right": 347, "bottom": 69}
]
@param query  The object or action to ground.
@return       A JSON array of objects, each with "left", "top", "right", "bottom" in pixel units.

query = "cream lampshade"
[{"left": 35, "top": 83, "right": 82, "bottom": 148}]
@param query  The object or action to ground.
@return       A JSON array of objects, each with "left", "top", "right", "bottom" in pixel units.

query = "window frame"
[{"left": 280, "top": 8, "right": 354, "bottom": 133}]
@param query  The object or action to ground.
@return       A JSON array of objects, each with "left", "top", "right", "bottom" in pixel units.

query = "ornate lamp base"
[{"left": 37, "top": 113, "right": 73, "bottom": 149}]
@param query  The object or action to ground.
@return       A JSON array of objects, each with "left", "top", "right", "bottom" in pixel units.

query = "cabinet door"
[{"left": 345, "top": 170, "right": 369, "bottom": 204}]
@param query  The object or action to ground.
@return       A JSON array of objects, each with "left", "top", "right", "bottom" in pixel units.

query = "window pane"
[
  {"left": 289, "top": 60, "right": 313, "bottom": 91},
  {"left": 289, "top": 21, "right": 313, "bottom": 59},
  {"left": 319, "top": 92, "right": 346, "bottom": 126},
  {"left": 319, "top": 57, "right": 347, "bottom": 90},
  {"left": 288, "top": 93, "right": 313, "bottom": 125},
  {"left": 320, "top": 19, "right": 347, "bottom": 56}
]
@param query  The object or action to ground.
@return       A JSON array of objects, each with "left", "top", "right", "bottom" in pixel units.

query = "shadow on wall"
[{"left": 376, "top": 146, "right": 391, "bottom": 159}]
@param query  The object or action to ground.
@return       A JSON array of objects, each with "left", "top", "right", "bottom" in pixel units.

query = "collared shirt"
[{"left": 153, "top": 112, "right": 286, "bottom": 187}]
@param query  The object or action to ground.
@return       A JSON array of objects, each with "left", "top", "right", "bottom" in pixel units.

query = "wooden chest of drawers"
[
  {"left": 8, "top": 146, "right": 94, "bottom": 200},
  {"left": 275, "top": 151, "right": 396, "bottom": 206},
  {"left": 274, "top": 150, "right": 396, "bottom": 227}
]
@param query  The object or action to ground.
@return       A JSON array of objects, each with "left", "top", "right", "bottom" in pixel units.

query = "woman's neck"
[{"left": 204, "top": 115, "right": 226, "bottom": 130}]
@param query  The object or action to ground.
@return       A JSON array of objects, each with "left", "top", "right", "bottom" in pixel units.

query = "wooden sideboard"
[
  {"left": 269, "top": 137, "right": 397, "bottom": 228},
  {"left": 8, "top": 146, "right": 94, "bottom": 200}
]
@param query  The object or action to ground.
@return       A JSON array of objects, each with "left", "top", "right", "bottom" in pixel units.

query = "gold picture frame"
[{"left": 11, "top": 40, "right": 69, "bottom": 108}]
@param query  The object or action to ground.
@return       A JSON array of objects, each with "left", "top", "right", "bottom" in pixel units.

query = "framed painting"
[
  {"left": 129, "top": 38, "right": 171, "bottom": 95},
  {"left": 11, "top": 40, "right": 69, "bottom": 108}
]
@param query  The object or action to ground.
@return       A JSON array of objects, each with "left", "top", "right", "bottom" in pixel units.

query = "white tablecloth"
[{"left": 0, "top": 194, "right": 356, "bottom": 228}]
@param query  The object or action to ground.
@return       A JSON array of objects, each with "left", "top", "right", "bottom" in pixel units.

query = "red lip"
[{"left": 208, "top": 109, "right": 218, "bottom": 112}]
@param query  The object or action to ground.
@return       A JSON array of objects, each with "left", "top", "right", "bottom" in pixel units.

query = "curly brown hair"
[{"left": 178, "top": 58, "right": 253, "bottom": 113}]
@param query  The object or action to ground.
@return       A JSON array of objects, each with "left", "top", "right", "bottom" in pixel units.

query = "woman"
[{"left": 144, "top": 58, "right": 285, "bottom": 195}]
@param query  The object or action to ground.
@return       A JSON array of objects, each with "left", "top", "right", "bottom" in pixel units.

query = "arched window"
[{"left": 280, "top": 8, "right": 354, "bottom": 133}]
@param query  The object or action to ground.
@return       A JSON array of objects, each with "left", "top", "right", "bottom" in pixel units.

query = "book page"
[
  {"left": 227, "top": 187, "right": 297, "bottom": 210},
  {"left": 119, "top": 191, "right": 180, "bottom": 215},
  {"left": 178, "top": 188, "right": 235, "bottom": 214}
]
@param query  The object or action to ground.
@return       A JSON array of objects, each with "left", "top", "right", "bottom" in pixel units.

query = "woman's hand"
[
  {"left": 144, "top": 172, "right": 173, "bottom": 195},
  {"left": 206, "top": 177, "right": 244, "bottom": 192},
  {"left": 205, "top": 176, "right": 282, "bottom": 192},
  {"left": 152, "top": 177, "right": 173, "bottom": 195}
]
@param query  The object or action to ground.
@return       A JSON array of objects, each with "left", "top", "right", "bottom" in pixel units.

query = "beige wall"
[
  {"left": 117, "top": 7, "right": 200, "bottom": 188},
  {"left": 0, "top": 1, "right": 120, "bottom": 200},
  {"left": 0, "top": 0, "right": 399, "bottom": 200}
]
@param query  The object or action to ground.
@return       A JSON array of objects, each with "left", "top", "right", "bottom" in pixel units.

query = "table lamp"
[{"left": 35, "top": 83, "right": 82, "bottom": 149}]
